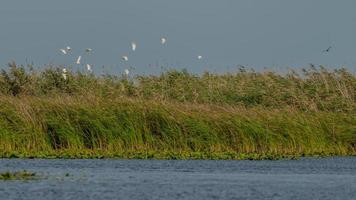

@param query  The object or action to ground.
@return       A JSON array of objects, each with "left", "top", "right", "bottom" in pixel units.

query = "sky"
[{"left": 0, "top": 0, "right": 355, "bottom": 74}]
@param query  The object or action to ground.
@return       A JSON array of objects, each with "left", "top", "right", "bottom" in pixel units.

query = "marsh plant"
[
  {"left": 0, "top": 171, "right": 36, "bottom": 181},
  {"left": 0, "top": 62, "right": 354, "bottom": 159}
]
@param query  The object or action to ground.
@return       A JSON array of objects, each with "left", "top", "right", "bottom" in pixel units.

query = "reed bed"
[{"left": 0, "top": 63, "right": 354, "bottom": 159}]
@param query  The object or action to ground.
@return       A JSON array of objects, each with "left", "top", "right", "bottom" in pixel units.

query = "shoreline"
[{"left": 1, "top": 150, "right": 355, "bottom": 160}]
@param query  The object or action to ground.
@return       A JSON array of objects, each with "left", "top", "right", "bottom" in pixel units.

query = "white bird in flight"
[
  {"left": 124, "top": 69, "right": 130, "bottom": 76},
  {"left": 76, "top": 56, "right": 82, "bottom": 65},
  {"left": 131, "top": 42, "right": 137, "bottom": 51},
  {"left": 197, "top": 55, "right": 203, "bottom": 60},
  {"left": 85, "top": 48, "right": 92, "bottom": 54},
  {"left": 86, "top": 64, "right": 92, "bottom": 72},
  {"left": 122, "top": 55, "right": 129, "bottom": 61},
  {"left": 59, "top": 49, "right": 67, "bottom": 55},
  {"left": 66, "top": 46, "right": 72, "bottom": 52},
  {"left": 160, "top": 37, "right": 167, "bottom": 45}
]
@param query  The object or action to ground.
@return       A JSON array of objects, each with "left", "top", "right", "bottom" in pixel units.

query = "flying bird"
[
  {"left": 86, "top": 64, "right": 92, "bottom": 72},
  {"left": 76, "top": 56, "right": 82, "bottom": 65},
  {"left": 197, "top": 55, "right": 203, "bottom": 60},
  {"left": 322, "top": 46, "right": 332, "bottom": 53},
  {"left": 122, "top": 55, "right": 129, "bottom": 61},
  {"left": 59, "top": 49, "right": 67, "bottom": 55},
  {"left": 124, "top": 69, "right": 130, "bottom": 76},
  {"left": 131, "top": 42, "right": 137, "bottom": 51},
  {"left": 85, "top": 48, "right": 92, "bottom": 53},
  {"left": 160, "top": 37, "right": 167, "bottom": 45},
  {"left": 66, "top": 46, "right": 72, "bottom": 52}
]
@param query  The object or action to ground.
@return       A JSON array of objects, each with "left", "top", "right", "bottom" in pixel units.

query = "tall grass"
[{"left": 0, "top": 62, "right": 354, "bottom": 159}]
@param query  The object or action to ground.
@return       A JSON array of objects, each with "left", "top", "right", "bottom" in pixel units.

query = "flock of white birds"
[{"left": 59, "top": 37, "right": 203, "bottom": 80}]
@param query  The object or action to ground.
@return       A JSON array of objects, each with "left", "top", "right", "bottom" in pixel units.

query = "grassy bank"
[{"left": 0, "top": 63, "right": 355, "bottom": 159}]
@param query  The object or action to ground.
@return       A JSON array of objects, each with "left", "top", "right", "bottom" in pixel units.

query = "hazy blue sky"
[{"left": 0, "top": 0, "right": 355, "bottom": 74}]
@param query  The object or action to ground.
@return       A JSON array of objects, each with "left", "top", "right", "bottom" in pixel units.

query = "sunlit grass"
[{"left": 0, "top": 62, "right": 354, "bottom": 159}]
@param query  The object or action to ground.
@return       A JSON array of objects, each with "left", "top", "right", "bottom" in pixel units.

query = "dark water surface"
[{"left": 0, "top": 157, "right": 355, "bottom": 200}]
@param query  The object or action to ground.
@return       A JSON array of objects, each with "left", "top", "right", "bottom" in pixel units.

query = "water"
[
  {"left": 1, "top": 157, "right": 355, "bottom": 200},
  {"left": 1, "top": 0, "right": 356, "bottom": 74}
]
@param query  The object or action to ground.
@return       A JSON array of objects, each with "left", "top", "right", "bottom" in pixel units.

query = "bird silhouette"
[{"left": 322, "top": 46, "right": 332, "bottom": 53}]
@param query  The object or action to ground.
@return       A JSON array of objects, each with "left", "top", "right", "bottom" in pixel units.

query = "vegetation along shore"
[{"left": 0, "top": 63, "right": 355, "bottom": 159}]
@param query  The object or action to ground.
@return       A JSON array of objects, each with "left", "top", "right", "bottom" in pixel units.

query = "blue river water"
[{"left": 0, "top": 157, "right": 355, "bottom": 200}]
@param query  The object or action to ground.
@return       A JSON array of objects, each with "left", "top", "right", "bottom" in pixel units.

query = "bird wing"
[
  {"left": 322, "top": 46, "right": 332, "bottom": 52},
  {"left": 60, "top": 49, "right": 67, "bottom": 55},
  {"left": 76, "top": 56, "right": 81, "bottom": 64}
]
